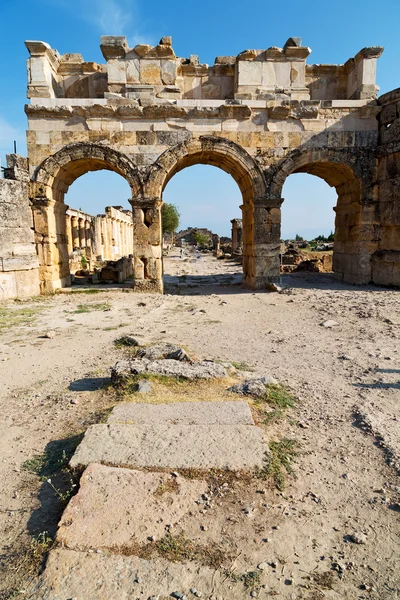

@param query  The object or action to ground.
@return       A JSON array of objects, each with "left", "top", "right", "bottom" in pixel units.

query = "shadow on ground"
[
  {"left": 69, "top": 377, "right": 111, "bottom": 392},
  {"left": 26, "top": 434, "right": 83, "bottom": 539}
]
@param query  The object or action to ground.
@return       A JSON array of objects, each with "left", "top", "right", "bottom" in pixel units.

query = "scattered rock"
[
  {"left": 229, "top": 376, "right": 277, "bottom": 397},
  {"left": 117, "top": 336, "right": 139, "bottom": 347},
  {"left": 257, "top": 562, "right": 268, "bottom": 570},
  {"left": 321, "top": 320, "right": 338, "bottom": 328},
  {"left": 44, "top": 330, "right": 56, "bottom": 339},
  {"left": 135, "top": 380, "right": 153, "bottom": 394},
  {"left": 266, "top": 282, "right": 283, "bottom": 292},
  {"left": 347, "top": 532, "right": 367, "bottom": 544},
  {"left": 136, "top": 343, "right": 192, "bottom": 362}
]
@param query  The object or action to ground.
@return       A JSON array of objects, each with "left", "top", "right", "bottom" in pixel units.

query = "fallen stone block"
[
  {"left": 111, "top": 358, "right": 227, "bottom": 383},
  {"left": 26, "top": 549, "right": 249, "bottom": 599},
  {"left": 57, "top": 464, "right": 207, "bottom": 548},
  {"left": 70, "top": 423, "right": 266, "bottom": 470},
  {"left": 108, "top": 400, "right": 254, "bottom": 425},
  {"left": 229, "top": 376, "right": 278, "bottom": 398}
]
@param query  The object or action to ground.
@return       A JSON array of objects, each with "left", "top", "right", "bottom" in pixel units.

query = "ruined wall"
[
  {"left": 66, "top": 205, "right": 133, "bottom": 265},
  {"left": 23, "top": 35, "right": 399, "bottom": 293},
  {"left": 0, "top": 155, "right": 40, "bottom": 300},
  {"left": 374, "top": 89, "right": 400, "bottom": 286}
]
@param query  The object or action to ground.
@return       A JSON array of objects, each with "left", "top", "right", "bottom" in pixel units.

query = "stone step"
[
  {"left": 107, "top": 400, "right": 255, "bottom": 425},
  {"left": 26, "top": 548, "right": 250, "bottom": 599},
  {"left": 57, "top": 463, "right": 207, "bottom": 548},
  {"left": 70, "top": 423, "right": 267, "bottom": 470}
]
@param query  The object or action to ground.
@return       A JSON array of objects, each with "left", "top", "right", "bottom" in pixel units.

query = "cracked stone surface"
[
  {"left": 111, "top": 358, "right": 227, "bottom": 382},
  {"left": 70, "top": 423, "right": 267, "bottom": 470},
  {"left": 107, "top": 400, "right": 255, "bottom": 425},
  {"left": 57, "top": 464, "right": 207, "bottom": 547}
]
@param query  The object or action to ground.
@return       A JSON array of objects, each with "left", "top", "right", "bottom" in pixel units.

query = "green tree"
[
  {"left": 162, "top": 203, "right": 180, "bottom": 234},
  {"left": 295, "top": 233, "right": 304, "bottom": 241},
  {"left": 193, "top": 231, "right": 209, "bottom": 247}
]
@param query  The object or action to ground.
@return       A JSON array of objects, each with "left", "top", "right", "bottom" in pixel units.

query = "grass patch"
[
  {"left": 257, "top": 438, "right": 298, "bottom": 491},
  {"left": 153, "top": 478, "right": 179, "bottom": 497},
  {"left": 261, "top": 384, "right": 296, "bottom": 409},
  {"left": 155, "top": 532, "right": 226, "bottom": 568},
  {"left": 102, "top": 323, "right": 130, "bottom": 331},
  {"left": 64, "top": 289, "right": 102, "bottom": 295},
  {"left": 70, "top": 302, "right": 110, "bottom": 314},
  {"left": 230, "top": 361, "right": 255, "bottom": 372},
  {"left": 114, "top": 335, "right": 139, "bottom": 348},
  {"left": 0, "top": 306, "right": 44, "bottom": 333},
  {"left": 262, "top": 409, "right": 285, "bottom": 425}
]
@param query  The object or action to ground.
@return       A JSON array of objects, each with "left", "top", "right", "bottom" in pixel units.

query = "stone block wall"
[
  {"left": 0, "top": 155, "right": 40, "bottom": 300},
  {"left": 375, "top": 89, "right": 400, "bottom": 286}
]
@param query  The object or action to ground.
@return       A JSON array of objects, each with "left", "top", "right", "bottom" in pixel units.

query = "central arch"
[{"left": 131, "top": 136, "right": 270, "bottom": 292}]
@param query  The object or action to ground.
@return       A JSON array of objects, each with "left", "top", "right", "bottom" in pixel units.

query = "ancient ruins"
[{"left": 0, "top": 35, "right": 399, "bottom": 299}]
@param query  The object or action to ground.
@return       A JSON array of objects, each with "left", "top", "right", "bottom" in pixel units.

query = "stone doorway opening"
[
  {"left": 280, "top": 173, "right": 337, "bottom": 278},
  {"left": 64, "top": 170, "right": 134, "bottom": 288},
  {"left": 161, "top": 164, "right": 244, "bottom": 292}
]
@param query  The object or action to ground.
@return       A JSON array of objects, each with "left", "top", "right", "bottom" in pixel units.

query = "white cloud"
[{"left": 43, "top": 0, "right": 156, "bottom": 47}]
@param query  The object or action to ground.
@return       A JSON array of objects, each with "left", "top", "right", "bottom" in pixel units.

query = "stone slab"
[
  {"left": 70, "top": 423, "right": 267, "bottom": 470},
  {"left": 57, "top": 463, "right": 207, "bottom": 548},
  {"left": 111, "top": 358, "right": 227, "bottom": 382},
  {"left": 26, "top": 549, "right": 248, "bottom": 599},
  {"left": 107, "top": 400, "right": 255, "bottom": 425}
]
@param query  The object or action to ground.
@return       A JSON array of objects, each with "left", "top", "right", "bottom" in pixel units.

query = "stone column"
[
  {"left": 78, "top": 218, "right": 85, "bottom": 249},
  {"left": 231, "top": 218, "right": 243, "bottom": 254},
  {"left": 130, "top": 197, "right": 163, "bottom": 293},
  {"left": 251, "top": 197, "right": 283, "bottom": 288},
  {"left": 31, "top": 196, "right": 71, "bottom": 292},
  {"left": 93, "top": 216, "right": 103, "bottom": 259},
  {"left": 66, "top": 215, "right": 73, "bottom": 254},
  {"left": 85, "top": 219, "right": 91, "bottom": 249},
  {"left": 71, "top": 216, "right": 79, "bottom": 250}
]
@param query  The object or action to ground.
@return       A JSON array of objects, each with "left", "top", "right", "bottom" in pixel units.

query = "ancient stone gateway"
[{"left": 22, "top": 35, "right": 400, "bottom": 294}]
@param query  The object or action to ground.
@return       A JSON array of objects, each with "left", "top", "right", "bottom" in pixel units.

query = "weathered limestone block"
[
  {"left": 57, "top": 464, "right": 207, "bottom": 547},
  {"left": 69, "top": 423, "right": 267, "bottom": 470}
]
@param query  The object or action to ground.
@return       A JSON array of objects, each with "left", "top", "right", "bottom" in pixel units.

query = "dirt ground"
[{"left": 0, "top": 251, "right": 399, "bottom": 599}]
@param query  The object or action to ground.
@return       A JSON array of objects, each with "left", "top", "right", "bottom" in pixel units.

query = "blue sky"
[{"left": 1, "top": 0, "right": 399, "bottom": 238}]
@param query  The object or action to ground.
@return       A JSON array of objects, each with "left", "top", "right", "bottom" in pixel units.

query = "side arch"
[
  {"left": 30, "top": 143, "right": 142, "bottom": 293},
  {"left": 264, "top": 147, "right": 378, "bottom": 284}
]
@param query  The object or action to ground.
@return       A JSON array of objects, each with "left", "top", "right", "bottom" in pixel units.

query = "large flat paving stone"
[
  {"left": 108, "top": 400, "right": 255, "bottom": 425},
  {"left": 70, "top": 423, "right": 266, "bottom": 470},
  {"left": 57, "top": 464, "right": 207, "bottom": 548},
  {"left": 111, "top": 358, "right": 227, "bottom": 382},
  {"left": 26, "top": 549, "right": 251, "bottom": 599}
]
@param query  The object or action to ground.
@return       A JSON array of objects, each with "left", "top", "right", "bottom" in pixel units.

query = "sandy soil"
[{"left": 0, "top": 252, "right": 399, "bottom": 599}]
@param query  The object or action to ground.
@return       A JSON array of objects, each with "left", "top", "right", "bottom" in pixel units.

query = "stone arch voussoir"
[
  {"left": 266, "top": 147, "right": 366, "bottom": 198},
  {"left": 143, "top": 136, "right": 268, "bottom": 202},
  {"left": 32, "top": 143, "right": 143, "bottom": 198}
]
